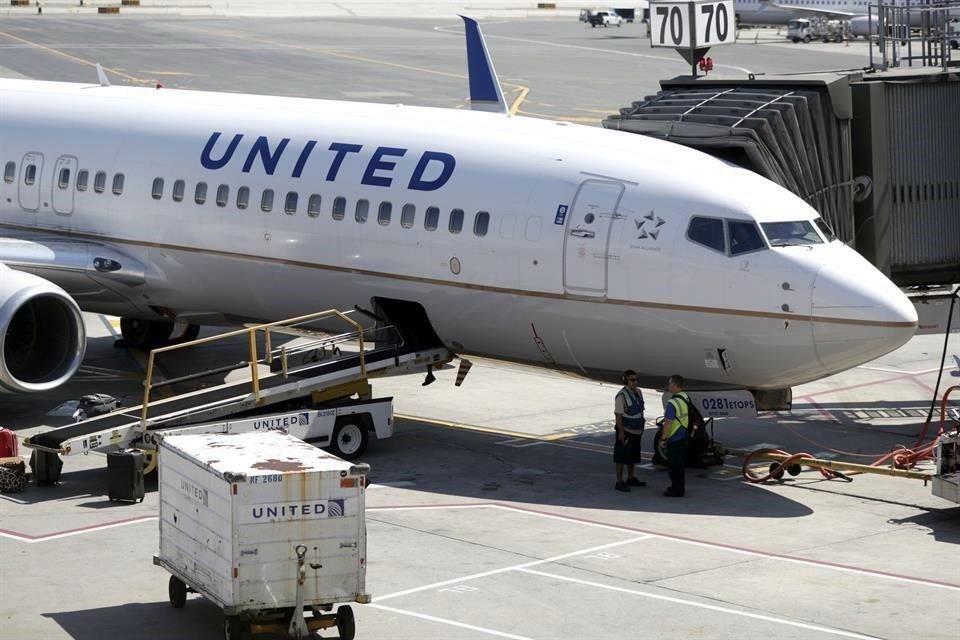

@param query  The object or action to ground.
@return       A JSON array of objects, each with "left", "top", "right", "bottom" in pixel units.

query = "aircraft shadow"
[{"left": 365, "top": 418, "right": 815, "bottom": 518}]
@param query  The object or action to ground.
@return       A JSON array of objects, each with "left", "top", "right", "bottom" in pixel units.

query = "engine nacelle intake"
[{"left": 0, "top": 265, "right": 86, "bottom": 393}]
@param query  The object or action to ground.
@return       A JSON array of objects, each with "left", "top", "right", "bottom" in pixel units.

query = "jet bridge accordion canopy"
[
  {"left": 603, "top": 75, "right": 856, "bottom": 243},
  {"left": 604, "top": 72, "right": 960, "bottom": 287}
]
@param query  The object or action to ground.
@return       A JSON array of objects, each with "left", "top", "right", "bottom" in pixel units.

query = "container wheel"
[
  {"left": 168, "top": 575, "right": 187, "bottom": 608},
  {"left": 330, "top": 417, "right": 369, "bottom": 461},
  {"left": 223, "top": 615, "right": 245, "bottom": 640},
  {"left": 336, "top": 605, "right": 356, "bottom": 640}
]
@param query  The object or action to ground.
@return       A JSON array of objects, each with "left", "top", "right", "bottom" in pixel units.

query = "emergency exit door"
[
  {"left": 563, "top": 180, "right": 624, "bottom": 295},
  {"left": 18, "top": 152, "right": 43, "bottom": 212}
]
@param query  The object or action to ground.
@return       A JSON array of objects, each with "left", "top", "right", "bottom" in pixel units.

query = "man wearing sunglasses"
[{"left": 614, "top": 370, "right": 647, "bottom": 492}]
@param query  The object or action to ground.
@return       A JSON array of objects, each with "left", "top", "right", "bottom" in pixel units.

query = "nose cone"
[{"left": 811, "top": 247, "right": 917, "bottom": 375}]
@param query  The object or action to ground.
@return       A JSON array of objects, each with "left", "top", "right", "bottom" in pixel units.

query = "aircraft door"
[
  {"left": 563, "top": 179, "right": 624, "bottom": 295},
  {"left": 18, "top": 152, "right": 43, "bottom": 212},
  {"left": 51, "top": 155, "right": 77, "bottom": 215}
]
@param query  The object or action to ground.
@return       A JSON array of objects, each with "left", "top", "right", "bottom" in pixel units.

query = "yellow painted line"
[
  {"left": 515, "top": 110, "right": 603, "bottom": 123},
  {"left": 0, "top": 29, "right": 149, "bottom": 84},
  {"left": 169, "top": 23, "right": 533, "bottom": 114},
  {"left": 396, "top": 413, "right": 579, "bottom": 442},
  {"left": 143, "top": 70, "right": 196, "bottom": 77}
]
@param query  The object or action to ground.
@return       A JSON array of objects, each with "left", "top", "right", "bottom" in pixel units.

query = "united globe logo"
[{"left": 327, "top": 499, "right": 345, "bottom": 517}]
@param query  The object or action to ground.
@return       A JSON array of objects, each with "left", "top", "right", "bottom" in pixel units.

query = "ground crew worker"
[
  {"left": 614, "top": 369, "right": 646, "bottom": 492},
  {"left": 662, "top": 374, "right": 690, "bottom": 497}
]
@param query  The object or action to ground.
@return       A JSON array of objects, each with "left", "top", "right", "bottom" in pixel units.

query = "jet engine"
[{"left": 0, "top": 265, "right": 86, "bottom": 393}]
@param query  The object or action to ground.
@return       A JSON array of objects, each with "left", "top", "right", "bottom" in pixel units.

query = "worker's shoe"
[
  {"left": 663, "top": 489, "right": 684, "bottom": 497},
  {"left": 615, "top": 481, "right": 630, "bottom": 492},
  {"left": 626, "top": 477, "right": 646, "bottom": 487}
]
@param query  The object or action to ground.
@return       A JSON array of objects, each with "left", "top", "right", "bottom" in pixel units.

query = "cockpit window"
[
  {"left": 761, "top": 221, "right": 823, "bottom": 246},
  {"left": 687, "top": 216, "right": 726, "bottom": 254},
  {"left": 813, "top": 216, "right": 837, "bottom": 242},
  {"left": 727, "top": 220, "right": 766, "bottom": 255}
]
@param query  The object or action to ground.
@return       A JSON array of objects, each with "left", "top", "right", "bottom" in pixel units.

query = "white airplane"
[
  {"left": 0, "top": 17, "right": 917, "bottom": 409},
  {"left": 736, "top": 0, "right": 960, "bottom": 34}
]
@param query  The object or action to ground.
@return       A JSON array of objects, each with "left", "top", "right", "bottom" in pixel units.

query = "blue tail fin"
[{"left": 460, "top": 16, "right": 508, "bottom": 114}]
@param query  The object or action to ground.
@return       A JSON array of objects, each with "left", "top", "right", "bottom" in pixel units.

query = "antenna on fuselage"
[
  {"left": 95, "top": 63, "right": 111, "bottom": 87},
  {"left": 459, "top": 16, "right": 508, "bottom": 114}
]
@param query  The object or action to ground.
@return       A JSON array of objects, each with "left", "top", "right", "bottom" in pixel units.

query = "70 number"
[
  {"left": 700, "top": 3, "right": 729, "bottom": 42},
  {"left": 656, "top": 5, "right": 684, "bottom": 45}
]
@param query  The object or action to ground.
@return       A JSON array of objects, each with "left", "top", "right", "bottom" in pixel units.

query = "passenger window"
[
  {"left": 474, "top": 211, "right": 490, "bottom": 237},
  {"left": 76, "top": 169, "right": 89, "bottom": 192},
  {"left": 332, "top": 197, "right": 346, "bottom": 220},
  {"left": 3, "top": 162, "right": 14, "bottom": 184},
  {"left": 152, "top": 177, "right": 164, "bottom": 200},
  {"left": 727, "top": 220, "right": 766, "bottom": 255},
  {"left": 216, "top": 184, "right": 229, "bottom": 207},
  {"left": 400, "top": 204, "right": 416, "bottom": 229},
  {"left": 285, "top": 192, "right": 298, "bottom": 214},
  {"left": 58, "top": 168, "right": 71, "bottom": 189},
  {"left": 24, "top": 164, "right": 37, "bottom": 186},
  {"left": 424, "top": 206, "right": 439, "bottom": 231},
  {"left": 261, "top": 189, "right": 274, "bottom": 212},
  {"left": 112, "top": 173, "right": 124, "bottom": 195},
  {"left": 195, "top": 182, "right": 207, "bottom": 205},
  {"left": 172, "top": 179, "right": 185, "bottom": 202},
  {"left": 237, "top": 186, "right": 250, "bottom": 210},
  {"left": 378, "top": 201, "right": 392, "bottom": 226},
  {"left": 307, "top": 194, "right": 322, "bottom": 218},
  {"left": 687, "top": 216, "right": 726, "bottom": 253},
  {"left": 355, "top": 199, "right": 369, "bottom": 223},
  {"left": 449, "top": 208, "right": 464, "bottom": 234},
  {"left": 94, "top": 171, "right": 106, "bottom": 193}
]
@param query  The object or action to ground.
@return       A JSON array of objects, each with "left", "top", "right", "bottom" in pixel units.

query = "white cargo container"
[{"left": 154, "top": 431, "right": 369, "bottom": 640}]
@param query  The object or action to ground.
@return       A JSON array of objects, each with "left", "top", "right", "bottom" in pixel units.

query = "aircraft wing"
[{"left": 770, "top": 2, "right": 856, "bottom": 18}]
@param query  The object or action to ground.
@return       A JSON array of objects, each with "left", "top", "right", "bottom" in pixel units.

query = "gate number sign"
[{"left": 650, "top": 0, "right": 735, "bottom": 49}]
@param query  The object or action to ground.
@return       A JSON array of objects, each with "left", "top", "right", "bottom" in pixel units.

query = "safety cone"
[{"left": 454, "top": 359, "right": 473, "bottom": 387}]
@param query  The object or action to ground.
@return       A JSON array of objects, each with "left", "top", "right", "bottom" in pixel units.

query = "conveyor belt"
[{"left": 27, "top": 345, "right": 439, "bottom": 450}]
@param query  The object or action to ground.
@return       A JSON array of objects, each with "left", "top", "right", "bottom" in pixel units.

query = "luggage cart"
[{"left": 154, "top": 431, "right": 370, "bottom": 640}]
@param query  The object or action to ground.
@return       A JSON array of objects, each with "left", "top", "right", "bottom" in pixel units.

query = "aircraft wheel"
[
  {"left": 330, "top": 417, "right": 369, "bottom": 461},
  {"left": 120, "top": 318, "right": 174, "bottom": 350}
]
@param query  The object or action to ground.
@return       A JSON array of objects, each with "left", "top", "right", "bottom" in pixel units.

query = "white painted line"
[
  {"left": 488, "top": 505, "right": 960, "bottom": 592},
  {"left": 368, "top": 481, "right": 416, "bottom": 489},
  {"left": 741, "top": 443, "right": 783, "bottom": 452},
  {"left": 0, "top": 515, "right": 158, "bottom": 543},
  {"left": 0, "top": 494, "right": 30, "bottom": 505},
  {"left": 376, "top": 536, "right": 651, "bottom": 602},
  {"left": 368, "top": 603, "right": 537, "bottom": 640},
  {"left": 517, "top": 568, "right": 882, "bottom": 640}
]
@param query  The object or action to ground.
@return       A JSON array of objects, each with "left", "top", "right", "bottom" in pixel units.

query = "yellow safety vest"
[{"left": 665, "top": 392, "right": 690, "bottom": 439}]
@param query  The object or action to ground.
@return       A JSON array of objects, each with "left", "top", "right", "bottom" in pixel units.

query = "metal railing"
[
  {"left": 140, "top": 309, "right": 368, "bottom": 426},
  {"left": 868, "top": 1, "right": 959, "bottom": 70}
]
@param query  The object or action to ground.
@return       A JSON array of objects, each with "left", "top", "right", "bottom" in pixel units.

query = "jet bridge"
[
  {"left": 604, "top": 69, "right": 960, "bottom": 287},
  {"left": 24, "top": 307, "right": 452, "bottom": 458}
]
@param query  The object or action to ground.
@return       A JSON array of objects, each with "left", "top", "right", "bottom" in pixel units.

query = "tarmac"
[{"left": 0, "top": 11, "right": 959, "bottom": 640}]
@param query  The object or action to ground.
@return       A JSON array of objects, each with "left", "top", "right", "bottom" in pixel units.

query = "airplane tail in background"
[{"left": 460, "top": 16, "right": 508, "bottom": 114}]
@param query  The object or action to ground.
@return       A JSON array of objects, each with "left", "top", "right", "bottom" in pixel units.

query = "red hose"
[{"left": 743, "top": 385, "right": 960, "bottom": 483}]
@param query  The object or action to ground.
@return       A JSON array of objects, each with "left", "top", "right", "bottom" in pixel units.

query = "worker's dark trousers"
[{"left": 666, "top": 439, "right": 688, "bottom": 495}]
